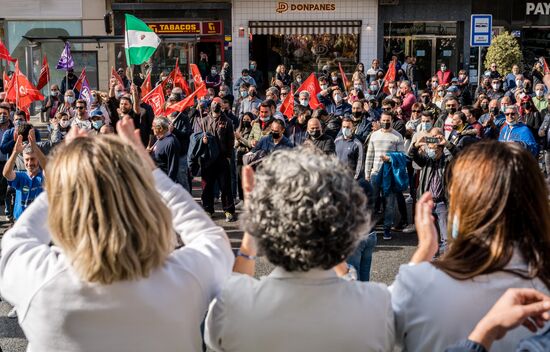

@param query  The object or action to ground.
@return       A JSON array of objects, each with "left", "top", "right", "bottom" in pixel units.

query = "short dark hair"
[
  {"left": 271, "top": 118, "right": 285, "bottom": 129},
  {"left": 312, "top": 108, "right": 328, "bottom": 119},
  {"left": 119, "top": 96, "right": 132, "bottom": 104},
  {"left": 341, "top": 116, "right": 353, "bottom": 124},
  {"left": 381, "top": 111, "right": 394, "bottom": 120},
  {"left": 75, "top": 99, "right": 87, "bottom": 107},
  {"left": 264, "top": 99, "right": 276, "bottom": 108},
  {"left": 454, "top": 111, "right": 468, "bottom": 124},
  {"left": 259, "top": 101, "right": 271, "bottom": 110},
  {"left": 381, "top": 99, "right": 396, "bottom": 108},
  {"left": 421, "top": 111, "right": 434, "bottom": 120}
]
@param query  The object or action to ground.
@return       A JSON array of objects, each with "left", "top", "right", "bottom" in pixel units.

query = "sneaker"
[
  {"left": 225, "top": 212, "right": 236, "bottom": 223},
  {"left": 402, "top": 224, "right": 416, "bottom": 233},
  {"left": 235, "top": 202, "right": 244, "bottom": 210},
  {"left": 7, "top": 307, "right": 17, "bottom": 318},
  {"left": 383, "top": 229, "right": 392, "bottom": 240}
]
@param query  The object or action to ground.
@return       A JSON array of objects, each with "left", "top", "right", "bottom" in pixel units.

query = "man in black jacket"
[
  {"left": 150, "top": 117, "right": 181, "bottom": 182},
  {"left": 303, "top": 117, "right": 335, "bottom": 155}
]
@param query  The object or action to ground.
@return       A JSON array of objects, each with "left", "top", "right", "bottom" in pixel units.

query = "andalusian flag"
[{"left": 124, "top": 14, "right": 161, "bottom": 66}]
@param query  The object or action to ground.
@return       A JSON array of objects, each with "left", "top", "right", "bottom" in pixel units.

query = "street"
[{"left": 0, "top": 187, "right": 417, "bottom": 352}]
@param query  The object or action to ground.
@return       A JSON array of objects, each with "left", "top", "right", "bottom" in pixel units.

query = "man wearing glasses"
[
  {"left": 499, "top": 105, "right": 538, "bottom": 157},
  {"left": 71, "top": 100, "right": 92, "bottom": 131}
]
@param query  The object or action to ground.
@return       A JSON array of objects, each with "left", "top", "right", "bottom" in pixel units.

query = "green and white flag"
[{"left": 124, "top": 14, "right": 161, "bottom": 65}]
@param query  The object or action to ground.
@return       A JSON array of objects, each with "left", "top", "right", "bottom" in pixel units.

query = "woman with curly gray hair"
[{"left": 205, "top": 147, "right": 395, "bottom": 352}]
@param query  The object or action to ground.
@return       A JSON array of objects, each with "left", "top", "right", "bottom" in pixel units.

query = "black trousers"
[{"left": 201, "top": 157, "right": 235, "bottom": 214}]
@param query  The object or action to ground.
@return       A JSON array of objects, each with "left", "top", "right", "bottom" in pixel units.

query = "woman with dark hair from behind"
[
  {"left": 205, "top": 147, "right": 395, "bottom": 351},
  {"left": 392, "top": 140, "right": 550, "bottom": 352}
]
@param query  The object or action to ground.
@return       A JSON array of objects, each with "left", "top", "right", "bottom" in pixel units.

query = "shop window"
[{"left": 250, "top": 34, "right": 359, "bottom": 83}]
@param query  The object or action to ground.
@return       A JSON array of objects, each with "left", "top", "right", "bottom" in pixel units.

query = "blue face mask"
[
  {"left": 300, "top": 100, "right": 309, "bottom": 107},
  {"left": 451, "top": 214, "right": 460, "bottom": 239},
  {"left": 425, "top": 147, "right": 436, "bottom": 159},
  {"left": 240, "top": 91, "right": 248, "bottom": 98},
  {"left": 342, "top": 127, "right": 352, "bottom": 138},
  {"left": 422, "top": 122, "right": 433, "bottom": 131},
  {"left": 92, "top": 120, "right": 104, "bottom": 130}
]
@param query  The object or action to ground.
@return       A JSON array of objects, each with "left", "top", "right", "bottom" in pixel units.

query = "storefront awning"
[{"left": 249, "top": 21, "right": 362, "bottom": 35}]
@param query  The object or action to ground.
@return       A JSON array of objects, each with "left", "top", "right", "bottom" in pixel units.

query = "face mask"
[
  {"left": 300, "top": 100, "right": 309, "bottom": 107},
  {"left": 492, "top": 83, "right": 500, "bottom": 90},
  {"left": 515, "top": 80, "right": 524, "bottom": 88},
  {"left": 240, "top": 91, "right": 248, "bottom": 98},
  {"left": 249, "top": 91, "right": 256, "bottom": 97},
  {"left": 431, "top": 82, "right": 438, "bottom": 88},
  {"left": 212, "top": 104, "right": 222, "bottom": 113},
  {"left": 242, "top": 121, "right": 251, "bottom": 128},
  {"left": 342, "top": 127, "right": 352, "bottom": 138},
  {"left": 331, "top": 76, "right": 338, "bottom": 82},
  {"left": 354, "top": 85, "right": 362, "bottom": 91},
  {"left": 441, "top": 66, "right": 447, "bottom": 72},
  {"left": 458, "top": 75, "right": 465, "bottom": 80},
  {"left": 421, "top": 122, "right": 433, "bottom": 131},
  {"left": 51, "top": 90, "right": 59, "bottom": 97},
  {"left": 115, "top": 91, "right": 124, "bottom": 99},
  {"left": 250, "top": 64, "right": 256, "bottom": 70},
  {"left": 426, "top": 147, "right": 436, "bottom": 159},
  {"left": 370, "top": 85, "right": 378, "bottom": 92},
  {"left": 421, "top": 96, "right": 430, "bottom": 104},
  {"left": 14, "top": 120, "right": 25, "bottom": 127},
  {"left": 452, "top": 124, "right": 460, "bottom": 130},
  {"left": 508, "top": 120, "right": 517, "bottom": 126},
  {"left": 522, "top": 102, "right": 532, "bottom": 110},
  {"left": 536, "top": 90, "right": 545, "bottom": 97},
  {"left": 382, "top": 122, "right": 391, "bottom": 130},
  {"left": 308, "top": 130, "right": 321, "bottom": 139},
  {"left": 334, "top": 94, "right": 342, "bottom": 104},
  {"left": 451, "top": 214, "right": 459, "bottom": 239},
  {"left": 92, "top": 120, "right": 104, "bottom": 130},
  {"left": 60, "top": 120, "right": 70, "bottom": 128},
  {"left": 260, "top": 116, "right": 271, "bottom": 122},
  {"left": 390, "top": 88, "right": 397, "bottom": 95},
  {"left": 296, "top": 78, "right": 302, "bottom": 83},
  {"left": 271, "top": 131, "right": 280, "bottom": 139},
  {"left": 352, "top": 111, "right": 363, "bottom": 119},
  {"left": 211, "top": 70, "right": 217, "bottom": 75},
  {"left": 519, "top": 93, "right": 526, "bottom": 100},
  {"left": 437, "top": 91, "right": 445, "bottom": 97},
  {"left": 320, "top": 84, "right": 328, "bottom": 90},
  {"left": 91, "top": 95, "right": 98, "bottom": 103},
  {"left": 491, "top": 107, "right": 500, "bottom": 115},
  {"left": 65, "top": 96, "right": 75, "bottom": 104},
  {"left": 481, "top": 103, "right": 488, "bottom": 110},
  {"left": 446, "top": 107, "right": 456, "bottom": 115}
]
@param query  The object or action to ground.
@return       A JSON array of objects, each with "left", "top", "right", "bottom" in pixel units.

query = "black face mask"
[
  {"left": 271, "top": 131, "right": 281, "bottom": 139},
  {"left": 212, "top": 104, "right": 222, "bottom": 113},
  {"left": 353, "top": 111, "right": 363, "bottom": 119},
  {"left": 421, "top": 96, "right": 430, "bottom": 104},
  {"left": 242, "top": 121, "right": 251, "bottom": 129},
  {"left": 481, "top": 103, "right": 489, "bottom": 110},
  {"left": 249, "top": 91, "right": 256, "bottom": 97},
  {"left": 490, "top": 107, "right": 500, "bottom": 115},
  {"left": 382, "top": 122, "right": 391, "bottom": 130},
  {"left": 522, "top": 103, "right": 532, "bottom": 110},
  {"left": 308, "top": 130, "right": 321, "bottom": 139}
]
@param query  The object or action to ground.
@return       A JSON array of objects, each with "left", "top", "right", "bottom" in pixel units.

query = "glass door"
[{"left": 411, "top": 38, "right": 433, "bottom": 89}]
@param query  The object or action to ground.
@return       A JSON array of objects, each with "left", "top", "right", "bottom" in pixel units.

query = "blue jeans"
[
  {"left": 433, "top": 201, "right": 448, "bottom": 253},
  {"left": 347, "top": 232, "right": 377, "bottom": 281},
  {"left": 371, "top": 173, "right": 396, "bottom": 230}
]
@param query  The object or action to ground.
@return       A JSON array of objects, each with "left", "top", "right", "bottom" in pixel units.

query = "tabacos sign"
[
  {"left": 276, "top": 1, "right": 336, "bottom": 13},
  {"left": 526, "top": 2, "right": 550, "bottom": 15}
]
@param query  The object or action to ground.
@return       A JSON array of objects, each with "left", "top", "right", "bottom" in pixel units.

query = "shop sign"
[
  {"left": 275, "top": 2, "right": 336, "bottom": 13},
  {"left": 526, "top": 2, "right": 550, "bottom": 15},
  {"left": 147, "top": 21, "right": 222, "bottom": 35}
]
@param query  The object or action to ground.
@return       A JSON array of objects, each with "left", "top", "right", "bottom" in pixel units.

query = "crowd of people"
[{"left": 0, "top": 54, "right": 549, "bottom": 351}]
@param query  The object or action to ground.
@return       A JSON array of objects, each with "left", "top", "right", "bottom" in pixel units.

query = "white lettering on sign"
[{"left": 526, "top": 2, "right": 550, "bottom": 15}]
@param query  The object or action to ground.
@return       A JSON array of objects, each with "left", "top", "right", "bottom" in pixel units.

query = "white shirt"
[
  {"left": 390, "top": 254, "right": 549, "bottom": 352},
  {"left": 0, "top": 169, "right": 234, "bottom": 352},
  {"left": 205, "top": 268, "right": 395, "bottom": 352}
]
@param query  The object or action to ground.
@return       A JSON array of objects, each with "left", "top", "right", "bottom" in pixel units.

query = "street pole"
[{"left": 478, "top": 46, "right": 482, "bottom": 86}]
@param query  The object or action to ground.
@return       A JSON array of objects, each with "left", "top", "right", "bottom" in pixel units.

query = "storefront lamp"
[
  {"left": 239, "top": 27, "right": 245, "bottom": 37},
  {"left": 366, "top": 24, "right": 372, "bottom": 31}
]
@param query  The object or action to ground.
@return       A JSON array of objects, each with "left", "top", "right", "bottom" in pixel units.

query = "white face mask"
[
  {"left": 389, "top": 88, "right": 397, "bottom": 95},
  {"left": 65, "top": 96, "right": 75, "bottom": 104},
  {"left": 320, "top": 84, "right": 328, "bottom": 90},
  {"left": 536, "top": 90, "right": 545, "bottom": 97},
  {"left": 60, "top": 120, "right": 70, "bottom": 128},
  {"left": 334, "top": 94, "right": 342, "bottom": 104},
  {"left": 492, "top": 83, "right": 500, "bottom": 90},
  {"left": 515, "top": 80, "right": 524, "bottom": 88}
]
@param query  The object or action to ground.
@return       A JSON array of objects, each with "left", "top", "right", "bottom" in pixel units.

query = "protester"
[
  {"left": 303, "top": 117, "right": 335, "bottom": 155},
  {"left": 251, "top": 119, "right": 293, "bottom": 154},
  {"left": 0, "top": 118, "right": 234, "bottom": 351},
  {"left": 205, "top": 148, "right": 395, "bottom": 351},
  {"left": 392, "top": 140, "right": 550, "bottom": 352},
  {"left": 50, "top": 112, "right": 72, "bottom": 145},
  {"left": 499, "top": 105, "right": 538, "bottom": 157},
  {"left": 71, "top": 99, "right": 92, "bottom": 131},
  {"left": 149, "top": 116, "right": 181, "bottom": 182},
  {"left": 286, "top": 105, "right": 310, "bottom": 146},
  {"left": 41, "top": 84, "right": 61, "bottom": 122},
  {"left": 59, "top": 68, "right": 78, "bottom": 95}
]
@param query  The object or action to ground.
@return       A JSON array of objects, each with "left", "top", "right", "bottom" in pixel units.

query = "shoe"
[
  {"left": 235, "top": 202, "right": 244, "bottom": 210},
  {"left": 7, "top": 307, "right": 17, "bottom": 318},
  {"left": 234, "top": 198, "right": 241, "bottom": 205},
  {"left": 383, "top": 229, "right": 392, "bottom": 240},
  {"left": 402, "top": 224, "right": 416, "bottom": 233},
  {"left": 391, "top": 224, "right": 404, "bottom": 232},
  {"left": 6, "top": 215, "right": 13, "bottom": 223},
  {"left": 225, "top": 212, "right": 236, "bottom": 222}
]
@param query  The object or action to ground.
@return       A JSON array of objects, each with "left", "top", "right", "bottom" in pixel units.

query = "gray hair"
[
  {"left": 266, "top": 86, "right": 280, "bottom": 97},
  {"left": 153, "top": 117, "right": 170, "bottom": 131},
  {"left": 504, "top": 105, "right": 518, "bottom": 114},
  {"left": 299, "top": 90, "right": 310, "bottom": 99},
  {"left": 242, "top": 147, "right": 371, "bottom": 272},
  {"left": 23, "top": 144, "right": 34, "bottom": 155}
]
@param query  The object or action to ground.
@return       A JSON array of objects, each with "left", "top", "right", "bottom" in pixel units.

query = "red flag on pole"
[
  {"left": 295, "top": 73, "right": 322, "bottom": 109},
  {"left": 338, "top": 62, "right": 350, "bottom": 91},
  {"left": 36, "top": 55, "right": 50, "bottom": 91},
  {"left": 382, "top": 60, "right": 397, "bottom": 94},
  {"left": 540, "top": 57, "right": 550, "bottom": 75},
  {"left": 165, "top": 84, "right": 204, "bottom": 114},
  {"left": 73, "top": 67, "right": 86, "bottom": 92},
  {"left": 141, "top": 70, "right": 152, "bottom": 97},
  {"left": 163, "top": 58, "right": 192, "bottom": 96},
  {"left": 279, "top": 86, "right": 295, "bottom": 120},
  {"left": 0, "top": 40, "right": 16, "bottom": 63},
  {"left": 111, "top": 66, "right": 124, "bottom": 87},
  {"left": 141, "top": 83, "right": 165, "bottom": 116},
  {"left": 3, "top": 72, "right": 11, "bottom": 94},
  {"left": 190, "top": 63, "right": 207, "bottom": 98},
  {"left": 6, "top": 61, "right": 44, "bottom": 110}
]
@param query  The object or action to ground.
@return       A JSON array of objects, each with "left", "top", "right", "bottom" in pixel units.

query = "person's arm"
[
  {"left": 166, "top": 140, "right": 180, "bottom": 182},
  {"left": 2, "top": 135, "right": 23, "bottom": 181},
  {"left": 364, "top": 136, "right": 375, "bottom": 180},
  {"left": 464, "top": 289, "right": 550, "bottom": 351},
  {"left": 233, "top": 165, "right": 258, "bottom": 276},
  {"left": 408, "top": 143, "right": 428, "bottom": 168},
  {"left": 354, "top": 142, "right": 365, "bottom": 180},
  {"left": 409, "top": 192, "right": 439, "bottom": 264},
  {"left": 28, "top": 129, "right": 47, "bottom": 172}
]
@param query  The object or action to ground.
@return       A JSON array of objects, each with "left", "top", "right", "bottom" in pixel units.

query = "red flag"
[
  {"left": 165, "top": 85, "right": 203, "bottom": 115},
  {"left": 141, "top": 71, "right": 152, "bottom": 97},
  {"left": 141, "top": 83, "right": 165, "bottom": 116},
  {"left": 163, "top": 59, "right": 192, "bottom": 96},
  {"left": 190, "top": 63, "right": 207, "bottom": 98},
  {"left": 0, "top": 40, "right": 16, "bottom": 63},
  {"left": 338, "top": 62, "right": 350, "bottom": 91},
  {"left": 6, "top": 61, "right": 44, "bottom": 110},
  {"left": 540, "top": 57, "right": 550, "bottom": 75},
  {"left": 3, "top": 72, "right": 11, "bottom": 94},
  {"left": 296, "top": 73, "right": 322, "bottom": 109},
  {"left": 36, "top": 55, "right": 50, "bottom": 91},
  {"left": 111, "top": 66, "right": 124, "bottom": 87},
  {"left": 73, "top": 67, "right": 86, "bottom": 92},
  {"left": 279, "top": 86, "right": 295, "bottom": 120},
  {"left": 382, "top": 60, "right": 397, "bottom": 94}
]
